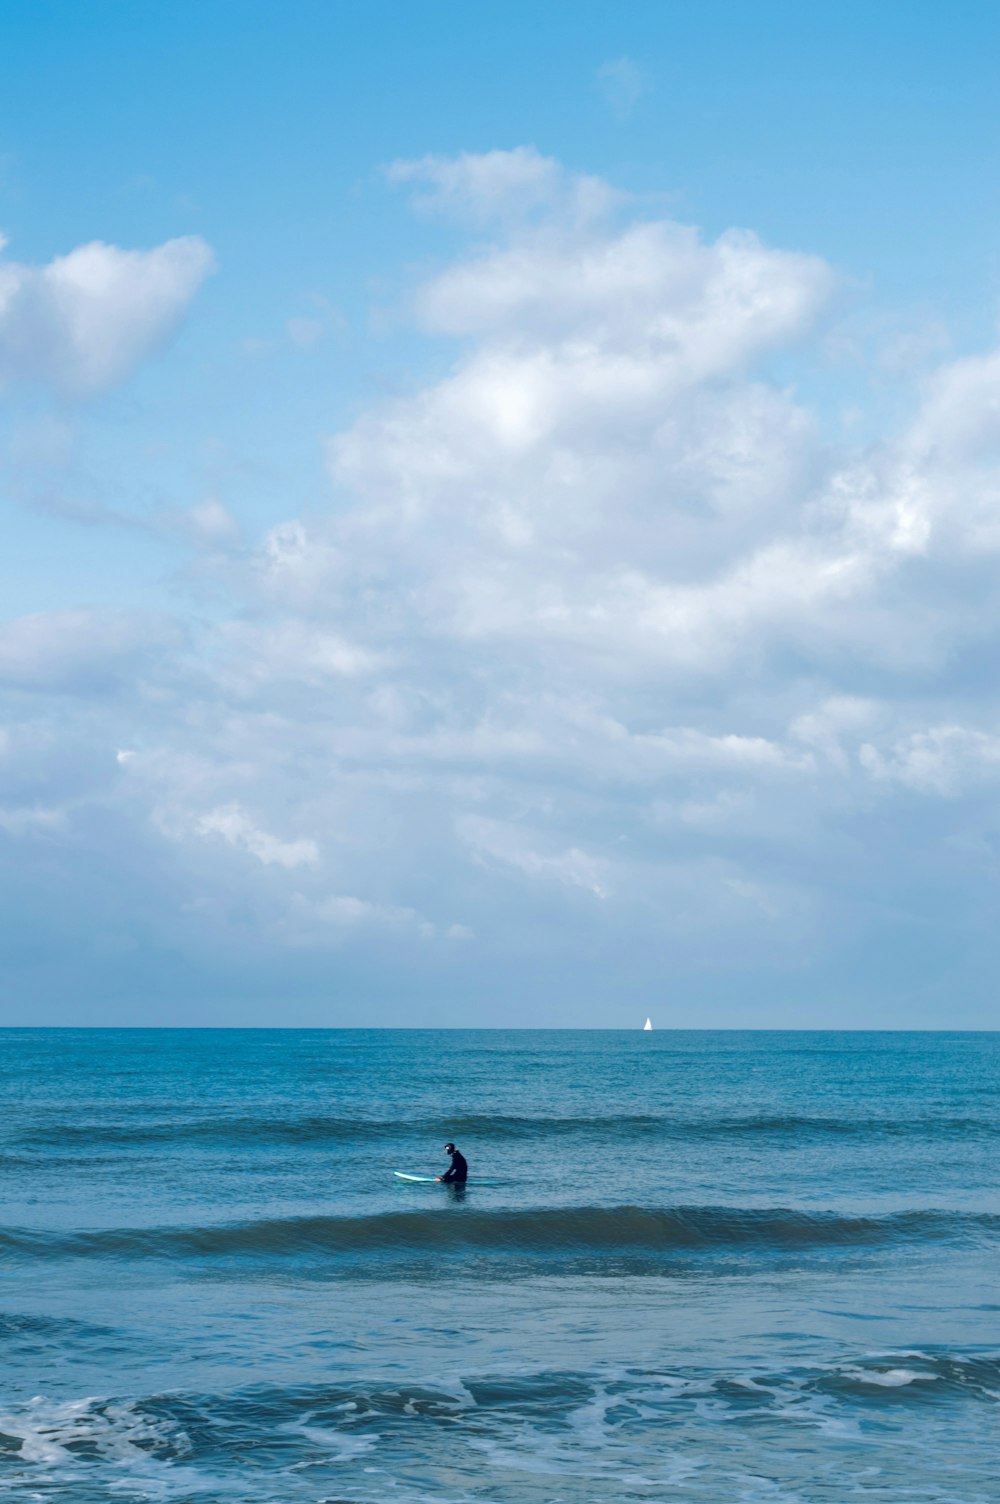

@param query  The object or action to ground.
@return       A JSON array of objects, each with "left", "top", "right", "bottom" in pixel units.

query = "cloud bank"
[{"left": 3, "top": 151, "right": 1000, "bottom": 1022}]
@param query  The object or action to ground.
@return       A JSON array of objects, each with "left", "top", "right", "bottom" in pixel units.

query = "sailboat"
[{"left": 643, "top": 1016, "right": 653, "bottom": 1031}]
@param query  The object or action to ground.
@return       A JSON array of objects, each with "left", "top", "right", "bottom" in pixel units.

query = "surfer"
[{"left": 436, "top": 1142, "right": 468, "bottom": 1183}]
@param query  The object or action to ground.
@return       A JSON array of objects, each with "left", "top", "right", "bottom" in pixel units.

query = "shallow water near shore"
[{"left": 1, "top": 1027, "right": 997, "bottom": 1501}]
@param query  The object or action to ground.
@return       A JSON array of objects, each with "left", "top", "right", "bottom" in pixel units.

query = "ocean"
[{"left": 0, "top": 1028, "right": 997, "bottom": 1502}]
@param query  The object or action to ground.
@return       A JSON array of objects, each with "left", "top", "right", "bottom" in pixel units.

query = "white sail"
[{"left": 643, "top": 1017, "right": 653, "bottom": 1030}]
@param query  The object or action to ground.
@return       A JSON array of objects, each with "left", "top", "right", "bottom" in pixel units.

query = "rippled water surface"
[{"left": 1, "top": 1028, "right": 997, "bottom": 1501}]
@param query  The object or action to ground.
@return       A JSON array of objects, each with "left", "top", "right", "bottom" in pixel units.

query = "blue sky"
[{"left": 3, "top": 2, "right": 1000, "bottom": 1025}]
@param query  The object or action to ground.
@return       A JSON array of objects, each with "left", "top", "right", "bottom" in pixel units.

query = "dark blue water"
[{"left": 1, "top": 1029, "right": 997, "bottom": 1501}]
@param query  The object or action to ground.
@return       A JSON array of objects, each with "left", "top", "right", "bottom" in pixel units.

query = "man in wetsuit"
[{"left": 436, "top": 1142, "right": 468, "bottom": 1183}]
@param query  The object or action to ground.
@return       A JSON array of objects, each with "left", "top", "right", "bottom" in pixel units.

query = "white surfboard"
[{"left": 393, "top": 1171, "right": 500, "bottom": 1185}]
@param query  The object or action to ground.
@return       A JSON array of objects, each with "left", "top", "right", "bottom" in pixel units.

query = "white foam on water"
[
  {"left": 840, "top": 1366, "right": 936, "bottom": 1387},
  {"left": 412, "top": 1373, "right": 478, "bottom": 1411},
  {"left": 468, "top": 1434, "right": 583, "bottom": 1479},
  {"left": 279, "top": 1416, "right": 378, "bottom": 1462},
  {"left": 865, "top": 1348, "right": 932, "bottom": 1361},
  {"left": 3, "top": 1359, "right": 998, "bottom": 1504},
  {"left": 729, "top": 1375, "right": 778, "bottom": 1393},
  {"left": 566, "top": 1384, "right": 615, "bottom": 1447},
  {"left": 465, "top": 1375, "right": 698, "bottom": 1490},
  {"left": 773, "top": 1391, "right": 863, "bottom": 1440},
  {"left": 0, "top": 1394, "right": 181, "bottom": 1467},
  {"left": 649, "top": 1451, "right": 705, "bottom": 1487},
  {"left": 0, "top": 1393, "right": 241, "bottom": 1503}
]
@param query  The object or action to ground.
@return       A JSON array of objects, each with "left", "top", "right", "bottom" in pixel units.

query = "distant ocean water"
[{"left": 0, "top": 1028, "right": 997, "bottom": 1502}]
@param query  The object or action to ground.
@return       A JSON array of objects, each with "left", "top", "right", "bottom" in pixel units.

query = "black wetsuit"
[{"left": 441, "top": 1149, "right": 468, "bottom": 1183}]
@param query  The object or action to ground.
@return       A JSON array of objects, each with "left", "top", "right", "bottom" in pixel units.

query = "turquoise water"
[{"left": 0, "top": 1029, "right": 997, "bottom": 1501}]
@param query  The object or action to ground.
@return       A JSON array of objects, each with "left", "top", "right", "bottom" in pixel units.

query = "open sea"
[{"left": 0, "top": 1028, "right": 997, "bottom": 1503}]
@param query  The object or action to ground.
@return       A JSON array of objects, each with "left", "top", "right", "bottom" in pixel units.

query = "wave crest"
[{"left": 3, "top": 1204, "right": 996, "bottom": 1266}]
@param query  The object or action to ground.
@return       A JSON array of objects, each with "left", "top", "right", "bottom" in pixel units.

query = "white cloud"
[
  {"left": 0, "top": 234, "right": 213, "bottom": 397},
  {"left": 859, "top": 725, "right": 1000, "bottom": 796},
  {"left": 253, "top": 519, "right": 344, "bottom": 607},
  {"left": 412, "top": 218, "right": 834, "bottom": 354},
  {"left": 910, "top": 348, "right": 1000, "bottom": 462},
  {"left": 14, "top": 150, "right": 1000, "bottom": 1019},
  {"left": 194, "top": 804, "right": 320, "bottom": 869},
  {"left": 0, "top": 608, "right": 181, "bottom": 693},
  {"left": 654, "top": 789, "right": 754, "bottom": 831},
  {"left": 790, "top": 697, "right": 878, "bottom": 772},
  {"left": 384, "top": 146, "right": 611, "bottom": 226},
  {"left": 325, "top": 181, "right": 837, "bottom": 682},
  {"left": 282, "top": 891, "right": 436, "bottom": 943},
  {"left": 459, "top": 814, "right": 609, "bottom": 899},
  {"left": 215, "top": 620, "right": 385, "bottom": 693},
  {"left": 181, "top": 498, "right": 240, "bottom": 546}
]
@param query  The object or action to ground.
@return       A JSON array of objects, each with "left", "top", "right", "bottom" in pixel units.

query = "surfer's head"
[{"left": 444, "top": 1142, "right": 456, "bottom": 1154}]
